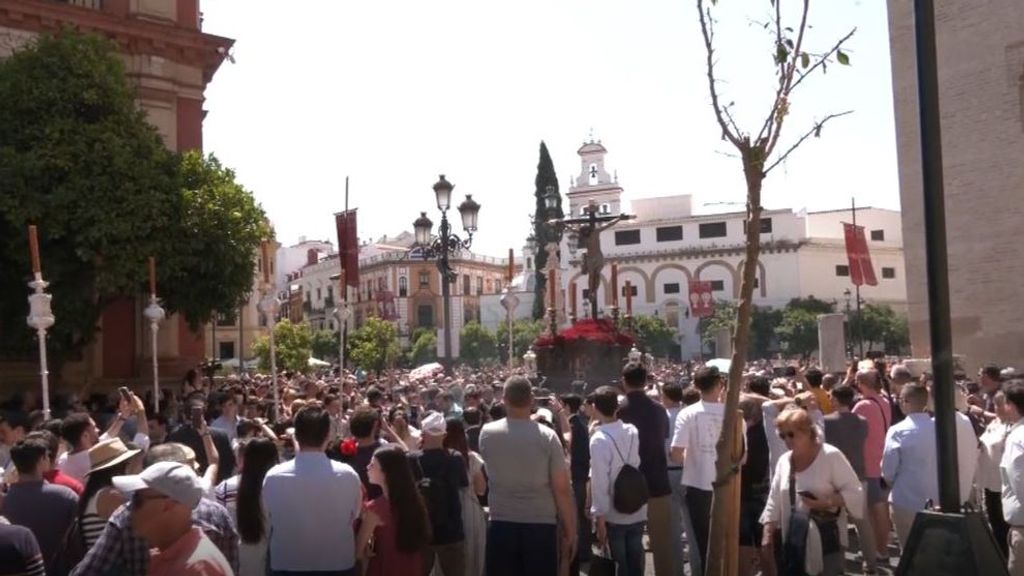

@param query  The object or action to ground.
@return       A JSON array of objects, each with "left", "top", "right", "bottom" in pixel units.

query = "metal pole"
[
  {"left": 441, "top": 258, "right": 453, "bottom": 372},
  {"left": 238, "top": 301, "right": 244, "bottom": 377},
  {"left": 852, "top": 198, "right": 865, "bottom": 358},
  {"left": 27, "top": 274, "right": 54, "bottom": 421},
  {"left": 259, "top": 289, "right": 281, "bottom": 422},
  {"left": 144, "top": 294, "right": 165, "bottom": 414},
  {"left": 914, "top": 0, "right": 959, "bottom": 512},
  {"left": 268, "top": 325, "right": 279, "bottom": 420},
  {"left": 507, "top": 306, "right": 514, "bottom": 370}
]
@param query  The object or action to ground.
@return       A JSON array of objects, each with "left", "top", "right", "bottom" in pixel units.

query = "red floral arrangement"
[
  {"left": 534, "top": 318, "right": 634, "bottom": 348},
  {"left": 339, "top": 438, "right": 358, "bottom": 457}
]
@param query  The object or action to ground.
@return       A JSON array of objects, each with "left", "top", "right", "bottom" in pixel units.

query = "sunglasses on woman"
[{"left": 778, "top": 430, "right": 798, "bottom": 440}]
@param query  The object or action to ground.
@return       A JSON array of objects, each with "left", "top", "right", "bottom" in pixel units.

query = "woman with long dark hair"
[
  {"left": 356, "top": 445, "right": 431, "bottom": 576},
  {"left": 79, "top": 439, "right": 143, "bottom": 550},
  {"left": 443, "top": 418, "right": 487, "bottom": 576},
  {"left": 233, "top": 437, "right": 279, "bottom": 575}
]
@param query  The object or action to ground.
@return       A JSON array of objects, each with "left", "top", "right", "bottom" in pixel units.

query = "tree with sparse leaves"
[
  {"left": 852, "top": 302, "right": 910, "bottom": 355},
  {"left": 532, "top": 141, "right": 563, "bottom": 319},
  {"left": 497, "top": 319, "right": 545, "bottom": 362},
  {"left": 310, "top": 329, "right": 340, "bottom": 363},
  {"left": 694, "top": 1, "right": 856, "bottom": 572}
]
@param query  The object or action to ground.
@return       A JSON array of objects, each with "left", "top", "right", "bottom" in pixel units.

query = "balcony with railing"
[{"left": 56, "top": 0, "right": 103, "bottom": 9}]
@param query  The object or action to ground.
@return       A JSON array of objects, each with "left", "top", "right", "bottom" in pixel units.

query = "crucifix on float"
[{"left": 551, "top": 200, "right": 634, "bottom": 320}]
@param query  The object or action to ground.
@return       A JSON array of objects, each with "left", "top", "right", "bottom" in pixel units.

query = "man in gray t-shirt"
[{"left": 479, "top": 376, "right": 576, "bottom": 576}]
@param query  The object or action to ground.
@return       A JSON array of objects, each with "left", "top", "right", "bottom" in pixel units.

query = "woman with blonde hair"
[{"left": 761, "top": 407, "right": 863, "bottom": 576}]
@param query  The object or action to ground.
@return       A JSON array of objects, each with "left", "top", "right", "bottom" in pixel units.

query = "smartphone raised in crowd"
[
  {"left": 118, "top": 386, "right": 132, "bottom": 404},
  {"left": 190, "top": 405, "right": 204, "bottom": 429}
]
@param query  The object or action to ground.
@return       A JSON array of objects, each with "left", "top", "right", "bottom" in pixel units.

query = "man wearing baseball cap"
[
  {"left": 113, "top": 461, "right": 232, "bottom": 576},
  {"left": 410, "top": 411, "right": 468, "bottom": 576}
]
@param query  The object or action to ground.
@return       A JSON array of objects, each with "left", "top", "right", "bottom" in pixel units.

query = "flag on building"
[
  {"left": 689, "top": 280, "right": 715, "bottom": 318},
  {"left": 335, "top": 209, "right": 359, "bottom": 289},
  {"left": 842, "top": 223, "right": 878, "bottom": 286}
]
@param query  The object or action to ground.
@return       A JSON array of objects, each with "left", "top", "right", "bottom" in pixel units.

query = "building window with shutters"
[
  {"left": 614, "top": 229, "right": 641, "bottom": 245},
  {"left": 710, "top": 280, "right": 725, "bottom": 291},
  {"left": 656, "top": 226, "right": 683, "bottom": 242},
  {"left": 871, "top": 229, "right": 885, "bottom": 241},
  {"left": 419, "top": 271, "right": 430, "bottom": 288}
]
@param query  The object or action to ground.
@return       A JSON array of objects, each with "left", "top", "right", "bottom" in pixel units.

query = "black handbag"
[
  {"left": 781, "top": 468, "right": 810, "bottom": 576},
  {"left": 589, "top": 545, "right": 616, "bottom": 576}
]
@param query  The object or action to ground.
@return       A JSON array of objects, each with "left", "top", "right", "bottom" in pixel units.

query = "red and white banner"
[
  {"left": 842, "top": 223, "right": 878, "bottom": 286},
  {"left": 335, "top": 209, "right": 359, "bottom": 289},
  {"left": 689, "top": 280, "right": 715, "bottom": 318}
]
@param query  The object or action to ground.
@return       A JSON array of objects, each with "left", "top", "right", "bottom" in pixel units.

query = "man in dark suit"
[{"left": 166, "top": 392, "right": 235, "bottom": 484}]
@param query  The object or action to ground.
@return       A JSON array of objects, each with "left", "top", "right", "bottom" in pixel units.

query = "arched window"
[{"left": 399, "top": 276, "right": 408, "bottom": 297}]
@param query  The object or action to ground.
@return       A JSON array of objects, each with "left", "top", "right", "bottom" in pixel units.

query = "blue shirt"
[
  {"left": 881, "top": 412, "right": 938, "bottom": 511},
  {"left": 262, "top": 452, "right": 363, "bottom": 571}
]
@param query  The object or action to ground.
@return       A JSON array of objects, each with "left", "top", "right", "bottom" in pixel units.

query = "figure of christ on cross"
[{"left": 550, "top": 200, "right": 633, "bottom": 320}]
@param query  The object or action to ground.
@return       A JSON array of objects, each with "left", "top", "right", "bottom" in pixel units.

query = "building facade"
[
  {"left": 557, "top": 139, "right": 907, "bottom": 359},
  {"left": 0, "top": 0, "right": 232, "bottom": 383},
  {"left": 207, "top": 239, "right": 278, "bottom": 370},
  {"left": 283, "top": 232, "right": 510, "bottom": 355},
  {"left": 887, "top": 0, "right": 1024, "bottom": 371}
]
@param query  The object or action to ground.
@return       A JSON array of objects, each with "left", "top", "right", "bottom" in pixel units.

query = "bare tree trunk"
[{"left": 705, "top": 151, "right": 763, "bottom": 576}]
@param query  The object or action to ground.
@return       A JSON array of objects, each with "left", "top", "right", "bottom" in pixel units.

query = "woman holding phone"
[{"left": 761, "top": 407, "right": 863, "bottom": 576}]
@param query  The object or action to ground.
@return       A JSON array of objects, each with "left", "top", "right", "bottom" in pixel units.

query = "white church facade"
[{"left": 549, "top": 139, "right": 907, "bottom": 360}]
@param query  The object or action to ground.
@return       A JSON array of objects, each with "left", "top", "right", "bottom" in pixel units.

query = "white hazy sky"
[{"left": 200, "top": 0, "right": 898, "bottom": 258}]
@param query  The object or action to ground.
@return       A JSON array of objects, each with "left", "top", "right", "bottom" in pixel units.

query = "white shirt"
[
  {"left": 262, "top": 451, "right": 363, "bottom": 571},
  {"left": 665, "top": 405, "right": 683, "bottom": 464},
  {"left": 57, "top": 430, "right": 151, "bottom": 483},
  {"left": 1001, "top": 422, "right": 1024, "bottom": 526},
  {"left": 761, "top": 443, "right": 864, "bottom": 576},
  {"left": 671, "top": 400, "right": 729, "bottom": 491},
  {"left": 978, "top": 420, "right": 1011, "bottom": 492},
  {"left": 210, "top": 415, "right": 239, "bottom": 442},
  {"left": 763, "top": 402, "right": 825, "bottom": 481},
  {"left": 589, "top": 420, "right": 647, "bottom": 525},
  {"left": 953, "top": 412, "right": 980, "bottom": 505}
]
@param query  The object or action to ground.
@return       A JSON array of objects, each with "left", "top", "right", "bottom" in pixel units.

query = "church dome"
[{"left": 577, "top": 140, "right": 607, "bottom": 155}]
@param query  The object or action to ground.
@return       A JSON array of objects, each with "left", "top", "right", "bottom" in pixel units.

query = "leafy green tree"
[
  {"left": 532, "top": 141, "right": 562, "bottom": 319},
  {"left": 0, "top": 31, "right": 180, "bottom": 365},
  {"left": 699, "top": 301, "right": 782, "bottom": 359},
  {"left": 459, "top": 321, "right": 498, "bottom": 367},
  {"left": 853, "top": 303, "right": 910, "bottom": 354},
  {"left": 496, "top": 319, "right": 545, "bottom": 362},
  {"left": 251, "top": 320, "right": 312, "bottom": 373},
  {"left": 160, "top": 152, "right": 268, "bottom": 330},
  {"left": 310, "top": 329, "right": 340, "bottom": 362},
  {"left": 0, "top": 31, "right": 266, "bottom": 369},
  {"left": 632, "top": 315, "right": 677, "bottom": 357},
  {"left": 776, "top": 307, "right": 820, "bottom": 360},
  {"left": 785, "top": 296, "right": 836, "bottom": 315},
  {"left": 410, "top": 330, "right": 437, "bottom": 366},
  {"left": 348, "top": 317, "right": 400, "bottom": 373}
]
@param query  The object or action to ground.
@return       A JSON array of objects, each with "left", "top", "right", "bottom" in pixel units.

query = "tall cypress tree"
[{"left": 532, "top": 141, "right": 563, "bottom": 319}]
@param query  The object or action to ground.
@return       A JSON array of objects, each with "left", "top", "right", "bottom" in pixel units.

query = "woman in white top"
[
  {"left": 232, "top": 437, "right": 279, "bottom": 576},
  {"left": 978, "top": 390, "right": 1011, "bottom": 557},
  {"left": 442, "top": 418, "right": 488, "bottom": 576},
  {"left": 761, "top": 406, "right": 864, "bottom": 576}
]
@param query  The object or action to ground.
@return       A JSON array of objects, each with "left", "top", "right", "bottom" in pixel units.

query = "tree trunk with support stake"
[{"left": 694, "top": 1, "right": 856, "bottom": 574}]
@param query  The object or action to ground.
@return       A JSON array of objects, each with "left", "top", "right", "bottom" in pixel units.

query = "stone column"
[{"left": 817, "top": 313, "right": 847, "bottom": 373}]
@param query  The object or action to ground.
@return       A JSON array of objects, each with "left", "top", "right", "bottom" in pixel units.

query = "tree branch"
[
  {"left": 789, "top": 28, "right": 857, "bottom": 94},
  {"left": 697, "top": 0, "right": 742, "bottom": 148},
  {"left": 762, "top": 110, "right": 853, "bottom": 176},
  {"left": 755, "top": 0, "right": 810, "bottom": 149},
  {"left": 762, "top": 0, "right": 811, "bottom": 158}
]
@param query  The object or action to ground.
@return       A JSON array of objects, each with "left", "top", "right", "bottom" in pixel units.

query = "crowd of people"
[{"left": 0, "top": 357, "right": 1021, "bottom": 576}]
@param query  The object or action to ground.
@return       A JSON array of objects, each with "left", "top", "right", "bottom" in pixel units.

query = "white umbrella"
[
  {"left": 410, "top": 362, "right": 444, "bottom": 379},
  {"left": 706, "top": 358, "right": 732, "bottom": 373},
  {"left": 308, "top": 357, "right": 331, "bottom": 367}
]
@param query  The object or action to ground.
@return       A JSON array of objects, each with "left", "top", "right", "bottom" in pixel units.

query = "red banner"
[
  {"left": 689, "top": 280, "right": 715, "bottom": 318},
  {"left": 843, "top": 223, "right": 878, "bottom": 286},
  {"left": 335, "top": 210, "right": 359, "bottom": 289}
]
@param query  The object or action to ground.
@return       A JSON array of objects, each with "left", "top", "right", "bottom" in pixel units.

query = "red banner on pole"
[
  {"left": 689, "top": 280, "right": 715, "bottom": 318},
  {"left": 843, "top": 223, "right": 878, "bottom": 286},
  {"left": 335, "top": 210, "right": 359, "bottom": 289}
]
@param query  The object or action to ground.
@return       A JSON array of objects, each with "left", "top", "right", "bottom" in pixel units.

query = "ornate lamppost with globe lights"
[{"left": 411, "top": 175, "right": 481, "bottom": 372}]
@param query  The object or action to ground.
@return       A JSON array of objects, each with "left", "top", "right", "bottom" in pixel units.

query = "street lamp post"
[
  {"left": 843, "top": 288, "right": 853, "bottom": 359},
  {"left": 335, "top": 302, "right": 352, "bottom": 372},
  {"left": 259, "top": 289, "right": 281, "bottom": 421},
  {"left": 411, "top": 175, "right": 481, "bottom": 372},
  {"left": 144, "top": 295, "right": 165, "bottom": 414},
  {"left": 500, "top": 289, "right": 519, "bottom": 371}
]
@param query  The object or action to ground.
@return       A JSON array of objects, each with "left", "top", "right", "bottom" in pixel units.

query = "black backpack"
[
  {"left": 605, "top": 430, "right": 649, "bottom": 514},
  {"left": 412, "top": 451, "right": 456, "bottom": 535}
]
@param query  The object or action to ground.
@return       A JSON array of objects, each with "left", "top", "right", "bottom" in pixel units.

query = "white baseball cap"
[
  {"left": 113, "top": 461, "right": 204, "bottom": 510},
  {"left": 420, "top": 411, "right": 447, "bottom": 436}
]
